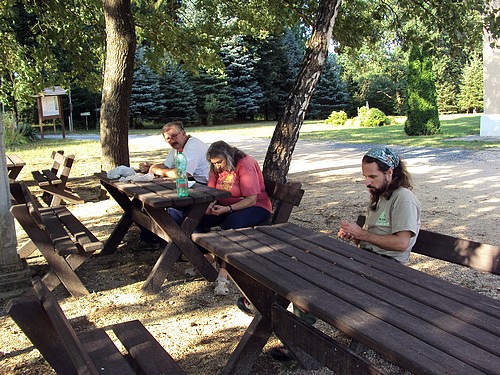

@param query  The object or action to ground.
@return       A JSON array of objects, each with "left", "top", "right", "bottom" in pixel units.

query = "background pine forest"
[{"left": 12, "top": 28, "right": 484, "bottom": 130}]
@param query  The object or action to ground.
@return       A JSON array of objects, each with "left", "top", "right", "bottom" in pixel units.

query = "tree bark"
[
  {"left": 262, "top": 0, "right": 342, "bottom": 182},
  {"left": 100, "top": 0, "right": 136, "bottom": 172}
]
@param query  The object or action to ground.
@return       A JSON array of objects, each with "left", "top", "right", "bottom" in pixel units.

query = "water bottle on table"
[{"left": 175, "top": 149, "right": 189, "bottom": 197}]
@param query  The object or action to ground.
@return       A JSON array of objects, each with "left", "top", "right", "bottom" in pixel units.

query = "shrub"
[
  {"left": 3, "top": 113, "right": 39, "bottom": 146},
  {"left": 360, "top": 108, "right": 388, "bottom": 127},
  {"left": 325, "top": 110, "right": 348, "bottom": 126}
]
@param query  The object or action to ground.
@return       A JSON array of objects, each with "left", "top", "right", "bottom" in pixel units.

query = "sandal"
[{"left": 214, "top": 276, "right": 230, "bottom": 296}]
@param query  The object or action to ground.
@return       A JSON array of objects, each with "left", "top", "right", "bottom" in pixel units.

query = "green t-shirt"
[{"left": 360, "top": 187, "right": 421, "bottom": 263}]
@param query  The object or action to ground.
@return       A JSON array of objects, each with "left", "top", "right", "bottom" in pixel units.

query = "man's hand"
[
  {"left": 338, "top": 220, "right": 362, "bottom": 245},
  {"left": 139, "top": 162, "right": 152, "bottom": 173}
]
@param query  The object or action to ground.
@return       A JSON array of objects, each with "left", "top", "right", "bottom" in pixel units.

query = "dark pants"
[{"left": 196, "top": 206, "right": 271, "bottom": 232}]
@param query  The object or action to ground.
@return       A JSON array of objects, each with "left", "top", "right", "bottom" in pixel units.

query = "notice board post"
[{"left": 34, "top": 86, "right": 67, "bottom": 139}]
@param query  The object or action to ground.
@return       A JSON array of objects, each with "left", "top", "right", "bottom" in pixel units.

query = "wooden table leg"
[
  {"left": 219, "top": 265, "right": 288, "bottom": 375},
  {"left": 100, "top": 213, "right": 134, "bottom": 255},
  {"left": 99, "top": 180, "right": 135, "bottom": 255},
  {"left": 141, "top": 204, "right": 218, "bottom": 294}
]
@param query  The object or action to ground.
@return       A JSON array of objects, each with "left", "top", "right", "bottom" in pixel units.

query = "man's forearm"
[{"left": 360, "top": 230, "right": 411, "bottom": 252}]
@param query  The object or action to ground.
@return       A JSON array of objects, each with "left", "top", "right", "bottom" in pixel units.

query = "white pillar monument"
[{"left": 480, "top": 1, "right": 500, "bottom": 136}]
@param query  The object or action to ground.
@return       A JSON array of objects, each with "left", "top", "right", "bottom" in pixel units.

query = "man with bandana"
[{"left": 338, "top": 146, "right": 421, "bottom": 263}]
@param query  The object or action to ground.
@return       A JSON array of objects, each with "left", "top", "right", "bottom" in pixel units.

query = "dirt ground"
[{"left": 1, "top": 133, "right": 499, "bottom": 375}]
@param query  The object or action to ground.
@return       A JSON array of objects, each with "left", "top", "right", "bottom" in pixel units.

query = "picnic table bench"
[
  {"left": 7, "top": 277, "right": 187, "bottom": 375},
  {"left": 356, "top": 215, "right": 500, "bottom": 275},
  {"left": 192, "top": 222, "right": 500, "bottom": 375},
  {"left": 32, "top": 150, "right": 84, "bottom": 206},
  {"left": 10, "top": 182, "right": 102, "bottom": 297}
]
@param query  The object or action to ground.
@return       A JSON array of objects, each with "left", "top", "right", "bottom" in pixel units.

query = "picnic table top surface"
[
  {"left": 96, "top": 171, "right": 230, "bottom": 208},
  {"left": 6, "top": 154, "right": 26, "bottom": 167},
  {"left": 192, "top": 222, "right": 500, "bottom": 375}
]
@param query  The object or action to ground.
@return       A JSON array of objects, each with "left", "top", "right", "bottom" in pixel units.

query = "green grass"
[
  {"left": 297, "top": 114, "right": 498, "bottom": 150},
  {"left": 130, "top": 114, "right": 498, "bottom": 150}
]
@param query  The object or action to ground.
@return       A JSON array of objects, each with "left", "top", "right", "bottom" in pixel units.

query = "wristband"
[{"left": 228, "top": 205, "right": 233, "bottom": 213}]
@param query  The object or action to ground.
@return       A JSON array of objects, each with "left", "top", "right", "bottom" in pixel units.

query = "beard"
[{"left": 368, "top": 178, "right": 390, "bottom": 210}]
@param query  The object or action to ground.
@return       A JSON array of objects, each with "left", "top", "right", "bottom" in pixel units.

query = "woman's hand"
[
  {"left": 211, "top": 204, "right": 231, "bottom": 216},
  {"left": 206, "top": 201, "right": 217, "bottom": 215}
]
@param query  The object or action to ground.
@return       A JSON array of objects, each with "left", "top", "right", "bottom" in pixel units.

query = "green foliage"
[
  {"left": 325, "top": 110, "right": 348, "bottom": 126},
  {"left": 405, "top": 46, "right": 440, "bottom": 136},
  {"left": 458, "top": 55, "right": 483, "bottom": 113},
  {"left": 3, "top": 113, "right": 39, "bottom": 146},
  {"left": 308, "top": 53, "right": 350, "bottom": 120},
  {"left": 357, "top": 107, "right": 388, "bottom": 127},
  {"left": 221, "top": 35, "right": 264, "bottom": 121}
]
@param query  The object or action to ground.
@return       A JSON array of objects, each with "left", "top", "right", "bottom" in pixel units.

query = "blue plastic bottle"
[{"left": 175, "top": 149, "right": 189, "bottom": 197}]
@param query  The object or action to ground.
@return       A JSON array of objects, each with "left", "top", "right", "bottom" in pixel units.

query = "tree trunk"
[
  {"left": 100, "top": 0, "right": 136, "bottom": 172},
  {"left": 262, "top": 0, "right": 342, "bottom": 182}
]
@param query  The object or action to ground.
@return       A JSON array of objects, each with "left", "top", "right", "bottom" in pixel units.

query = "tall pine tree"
[
  {"left": 158, "top": 63, "right": 198, "bottom": 124},
  {"left": 458, "top": 55, "right": 483, "bottom": 113},
  {"left": 130, "top": 47, "right": 164, "bottom": 124},
  {"left": 221, "top": 35, "right": 263, "bottom": 121},
  {"left": 405, "top": 45, "right": 440, "bottom": 135},
  {"left": 191, "top": 69, "right": 236, "bottom": 125},
  {"left": 308, "top": 53, "right": 350, "bottom": 119}
]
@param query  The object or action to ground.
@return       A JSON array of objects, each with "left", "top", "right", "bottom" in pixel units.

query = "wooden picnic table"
[
  {"left": 6, "top": 153, "right": 26, "bottom": 181},
  {"left": 192, "top": 222, "right": 500, "bottom": 375},
  {"left": 96, "top": 172, "right": 231, "bottom": 294}
]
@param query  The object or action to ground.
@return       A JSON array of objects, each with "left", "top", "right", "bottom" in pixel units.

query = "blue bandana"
[{"left": 365, "top": 147, "right": 400, "bottom": 169}]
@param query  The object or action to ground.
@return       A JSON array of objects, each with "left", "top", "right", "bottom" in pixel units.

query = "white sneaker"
[{"left": 214, "top": 276, "right": 230, "bottom": 296}]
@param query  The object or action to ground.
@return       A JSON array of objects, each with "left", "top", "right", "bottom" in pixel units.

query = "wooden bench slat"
[
  {"left": 112, "top": 320, "right": 187, "bottom": 375},
  {"left": 79, "top": 329, "right": 136, "bottom": 374},
  {"left": 39, "top": 208, "right": 79, "bottom": 255},
  {"left": 7, "top": 153, "right": 25, "bottom": 166},
  {"left": 413, "top": 229, "right": 500, "bottom": 275},
  {"left": 356, "top": 215, "right": 500, "bottom": 276},
  {"left": 7, "top": 278, "right": 186, "bottom": 375},
  {"left": 52, "top": 206, "right": 103, "bottom": 252},
  {"left": 33, "top": 279, "right": 101, "bottom": 374}
]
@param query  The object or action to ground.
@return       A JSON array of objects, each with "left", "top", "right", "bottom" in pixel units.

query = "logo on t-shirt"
[
  {"left": 376, "top": 211, "right": 389, "bottom": 226},
  {"left": 217, "top": 171, "right": 236, "bottom": 191}
]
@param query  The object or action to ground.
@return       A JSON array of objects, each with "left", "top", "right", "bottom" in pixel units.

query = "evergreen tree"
[
  {"left": 433, "top": 54, "right": 460, "bottom": 114},
  {"left": 130, "top": 47, "right": 164, "bottom": 124},
  {"left": 221, "top": 35, "right": 263, "bottom": 121},
  {"left": 308, "top": 53, "right": 350, "bottom": 119},
  {"left": 191, "top": 69, "right": 236, "bottom": 125},
  {"left": 458, "top": 55, "right": 483, "bottom": 113},
  {"left": 405, "top": 45, "right": 440, "bottom": 135},
  {"left": 254, "top": 29, "right": 304, "bottom": 121},
  {"left": 158, "top": 63, "right": 198, "bottom": 125}
]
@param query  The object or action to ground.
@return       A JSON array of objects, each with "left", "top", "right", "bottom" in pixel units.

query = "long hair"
[
  {"left": 363, "top": 155, "right": 414, "bottom": 210},
  {"left": 206, "top": 141, "right": 247, "bottom": 174}
]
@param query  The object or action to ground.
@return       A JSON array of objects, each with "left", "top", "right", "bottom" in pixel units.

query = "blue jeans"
[{"left": 196, "top": 206, "right": 271, "bottom": 232}]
